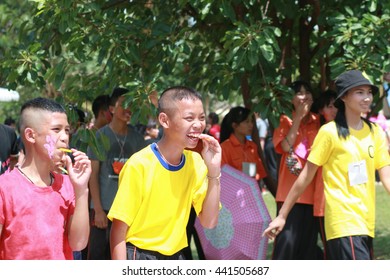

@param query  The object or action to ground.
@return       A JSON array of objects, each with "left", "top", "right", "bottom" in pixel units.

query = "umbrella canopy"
[
  {"left": 195, "top": 164, "right": 271, "bottom": 260},
  {"left": 0, "top": 87, "right": 20, "bottom": 102}
]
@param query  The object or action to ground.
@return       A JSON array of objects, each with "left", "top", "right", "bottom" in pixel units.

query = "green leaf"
[
  {"left": 345, "top": 7, "right": 354, "bottom": 16},
  {"left": 220, "top": 0, "right": 236, "bottom": 21},
  {"left": 368, "top": 1, "right": 377, "bottom": 12},
  {"left": 260, "top": 44, "right": 274, "bottom": 62},
  {"left": 200, "top": 3, "right": 212, "bottom": 20},
  {"left": 248, "top": 47, "right": 258, "bottom": 67},
  {"left": 53, "top": 60, "right": 66, "bottom": 89}
]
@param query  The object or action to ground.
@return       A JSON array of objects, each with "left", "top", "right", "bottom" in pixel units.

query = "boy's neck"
[
  {"left": 156, "top": 138, "right": 183, "bottom": 166},
  {"left": 109, "top": 121, "right": 128, "bottom": 135},
  {"left": 17, "top": 161, "right": 53, "bottom": 187}
]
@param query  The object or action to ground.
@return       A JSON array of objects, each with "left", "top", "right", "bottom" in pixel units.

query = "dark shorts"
[
  {"left": 272, "top": 203, "right": 318, "bottom": 259},
  {"left": 126, "top": 243, "right": 186, "bottom": 260},
  {"left": 326, "top": 235, "right": 373, "bottom": 260}
]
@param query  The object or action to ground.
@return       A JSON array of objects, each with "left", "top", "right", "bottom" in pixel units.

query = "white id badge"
[
  {"left": 242, "top": 162, "right": 256, "bottom": 177},
  {"left": 348, "top": 160, "right": 368, "bottom": 186}
]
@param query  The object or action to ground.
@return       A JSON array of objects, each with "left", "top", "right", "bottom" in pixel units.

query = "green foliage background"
[
  {"left": 0, "top": 0, "right": 389, "bottom": 159},
  {"left": 1, "top": 0, "right": 389, "bottom": 124}
]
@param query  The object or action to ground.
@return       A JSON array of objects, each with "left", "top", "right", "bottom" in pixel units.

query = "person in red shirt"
[
  {"left": 271, "top": 80, "right": 321, "bottom": 259},
  {"left": 220, "top": 106, "right": 267, "bottom": 184},
  {"left": 207, "top": 112, "right": 221, "bottom": 142}
]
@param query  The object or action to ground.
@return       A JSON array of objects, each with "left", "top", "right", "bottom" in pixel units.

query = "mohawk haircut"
[{"left": 20, "top": 97, "right": 66, "bottom": 131}]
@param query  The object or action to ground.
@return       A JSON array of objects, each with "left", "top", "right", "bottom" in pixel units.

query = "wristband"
[{"left": 207, "top": 173, "right": 221, "bottom": 180}]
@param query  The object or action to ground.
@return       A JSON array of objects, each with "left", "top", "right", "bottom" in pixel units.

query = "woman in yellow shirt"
[{"left": 264, "top": 70, "right": 390, "bottom": 260}]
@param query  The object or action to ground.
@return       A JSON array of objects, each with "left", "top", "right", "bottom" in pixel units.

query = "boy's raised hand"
[
  {"left": 64, "top": 149, "right": 92, "bottom": 193},
  {"left": 199, "top": 134, "right": 221, "bottom": 176}
]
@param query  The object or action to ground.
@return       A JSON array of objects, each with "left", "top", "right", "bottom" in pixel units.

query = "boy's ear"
[
  {"left": 109, "top": 105, "right": 115, "bottom": 114},
  {"left": 158, "top": 112, "right": 169, "bottom": 128},
  {"left": 24, "top": 127, "right": 36, "bottom": 143}
]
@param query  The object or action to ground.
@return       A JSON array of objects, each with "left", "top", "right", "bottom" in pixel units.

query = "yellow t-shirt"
[
  {"left": 108, "top": 143, "right": 208, "bottom": 255},
  {"left": 308, "top": 121, "right": 390, "bottom": 240}
]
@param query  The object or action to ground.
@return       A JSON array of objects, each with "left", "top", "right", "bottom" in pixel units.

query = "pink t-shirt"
[
  {"left": 369, "top": 113, "right": 387, "bottom": 131},
  {"left": 0, "top": 169, "right": 75, "bottom": 259}
]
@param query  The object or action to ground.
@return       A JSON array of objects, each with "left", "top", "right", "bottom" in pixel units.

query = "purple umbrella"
[{"left": 195, "top": 164, "right": 271, "bottom": 260}]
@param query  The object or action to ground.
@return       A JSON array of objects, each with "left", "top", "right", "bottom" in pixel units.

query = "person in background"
[
  {"left": 382, "top": 72, "right": 390, "bottom": 117},
  {"left": 0, "top": 123, "right": 19, "bottom": 175},
  {"left": 68, "top": 106, "right": 87, "bottom": 151},
  {"left": 0, "top": 97, "right": 91, "bottom": 259},
  {"left": 108, "top": 86, "right": 221, "bottom": 260},
  {"left": 254, "top": 112, "right": 268, "bottom": 150},
  {"left": 311, "top": 89, "right": 338, "bottom": 259},
  {"left": 263, "top": 124, "right": 279, "bottom": 189},
  {"left": 3, "top": 117, "right": 16, "bottom": 129},
  {"left": 254, "top": 111, "right": 270, "bottom": 193},
  {"left": 143, "top": 118, "right": 160, "bottom": 145},
  {"left": 271, "top": 80, "right": 321, "bottom": 259},
  {"left": 207, "top": 112, "right": 221, "bottom": 142},
  {"left": 368, "top": 105, "right": 389, "bottom": 182},
  {"left": 87, "top": 87, "right": 146, "bottom": 259},
  {"left": 71, "top": 95, "right": 112, "bottom": 260},
  {"left": 220, "top": 106, "right": 268, "bottom": 190},
  {"left": 91, "top": 94, "right": 112, "bottom": 131},
  {"left": 367, "top": 105, "right": 389, "bottom": 144},
  {"left": 264, "top": 70, "right": 390, "bottom": 260}
]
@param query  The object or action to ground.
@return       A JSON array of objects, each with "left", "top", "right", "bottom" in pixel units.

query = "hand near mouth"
[
  {"left": 63, "top": 149, "right": 92, "bottom": 196},
  {"left": 199, "top": 133, "right": 221, "bottom": 176}
]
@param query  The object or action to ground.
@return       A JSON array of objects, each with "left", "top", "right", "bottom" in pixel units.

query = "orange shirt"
[
  {"left": 273, "top": 113, "right": 320, "bottom": 205},
  {"left": 221, "top": 134, "right": 266, "bottom": 180}
]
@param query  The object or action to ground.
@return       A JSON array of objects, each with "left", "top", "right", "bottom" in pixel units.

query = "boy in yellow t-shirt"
[
  {"left": 108, "top": 86, "right": 221, "bottom": 260},
  {"left": 264, "top": 70, "right": 390, "bottom": 260}
]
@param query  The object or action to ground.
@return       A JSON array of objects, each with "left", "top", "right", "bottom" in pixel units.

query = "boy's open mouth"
[{"left": 187, "top": 133, "right": 200, "bottom": 140}]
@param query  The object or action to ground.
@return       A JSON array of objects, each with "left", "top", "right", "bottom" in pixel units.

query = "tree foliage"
[
  {"left": 1, "top": 0, "right": 389, "bottom": 126},
  {"left": 1, "top": 0, "right": 389, "bottom": 197}
]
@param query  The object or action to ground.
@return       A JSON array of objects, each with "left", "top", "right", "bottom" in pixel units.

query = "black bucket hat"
[{"left": 335, "top": 70, "right": 379, "bottom": 100}]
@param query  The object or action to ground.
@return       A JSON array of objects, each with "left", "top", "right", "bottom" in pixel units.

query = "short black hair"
[
  {"left": 109, "top": 87, "right": 129, "bottom": 106},
  {"left": 21, "top": 97, "right": 66, "bottom": 114},
  {"left": 312, "top": 89, "right": 337, "bottom": 113},
  {"left": 313, "top": 89, "right": 337, "bottom": 125},
  {"left": 290, "top": 80, "right": 312, "bottom": 94},
  {"left": 92, "top": 95, "right": 110, "bottom": 118},
  {"left": 208, "top": 112, "right": 219, "bottom": 125},
  {"left": 4, "top": 117, "right": 16, "bottom": 126},
  {"left": 158, "top": 86, "right": 202, "bottom": 115},
  {"left": 20, "top": 97, "right": 67, "bottom": 130}
]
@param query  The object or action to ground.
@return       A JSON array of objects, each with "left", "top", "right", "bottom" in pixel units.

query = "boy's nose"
[{"left": 193, "top": 120, "right": 204, "bottom": 129}]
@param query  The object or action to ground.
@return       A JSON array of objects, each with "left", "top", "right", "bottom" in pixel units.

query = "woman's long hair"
[{"left": 219, "top": 106, "right": 251, "bottom": 144}]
